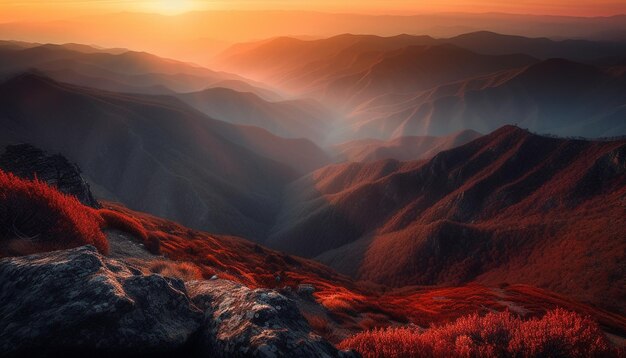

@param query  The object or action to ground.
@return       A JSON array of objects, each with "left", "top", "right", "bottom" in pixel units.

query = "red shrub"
[
  {"left": 339, "top": 309, "right": 614, "bottom": 358},
  {"left": 509, "top": 309, "right": 611, "bottom": 357},
  {"left": 0, "top": 170, "right": 107, "bottom": 256}
]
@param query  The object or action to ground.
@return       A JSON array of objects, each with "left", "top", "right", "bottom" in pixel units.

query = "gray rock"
[
  {"left": 297, "top": 283, "right": 317, "bottom": 297},
  {"left": 0, "top": 246, "right": 359, "bottom": 357},
  {"left": 0, "top": 144, "right": 99, "bottom": 207},
  {"left": 187, "top": 280, "right": 358, "bottom": 358},
  {"left": 0, "top": 246, "right": 203, "bottom": 356}
]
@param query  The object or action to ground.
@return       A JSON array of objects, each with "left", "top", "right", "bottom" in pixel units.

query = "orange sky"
[
  {"left": 0, "top": 0, "right": 624, "bottom": 67},
  {"left": 1, "top": 0, "right": 625, "bottom": 21}
]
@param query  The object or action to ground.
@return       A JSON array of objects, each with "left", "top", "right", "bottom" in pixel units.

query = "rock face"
[
  {"left": 0, "top": 246, "right": 356, "bottom": 357},
  {"left": 0, "top": 144, "right": 99, "bottom": 207},
  {"left": 187, "top": 280, "right": 353, "bottom": 358}
]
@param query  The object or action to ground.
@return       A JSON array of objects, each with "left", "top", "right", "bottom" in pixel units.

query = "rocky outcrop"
[
  {"left": 187, "top": 280, "right": 354, "bottom": 358},
  {"left": 0, "top": 246, "right": 203, "bottom": 357},
  {"left": 0, "top": 144, "right": 99, "bottom": 207},
  {"left": 0, "top": 246, "right": 356, "bottom": 357}
]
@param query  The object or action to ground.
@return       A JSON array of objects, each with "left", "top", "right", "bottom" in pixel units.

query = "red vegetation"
[
  {"left": 99, "top": 202, "right": 358, "bottom": 290},
  {"left": 339, "top": 309, "right": 614, "bottom": 358},
  {"left": 99, "top": 202, "right": 626, "bottom": 346},
  {"left": 0, "top": 170, "right": 107, "bottom": 256}
]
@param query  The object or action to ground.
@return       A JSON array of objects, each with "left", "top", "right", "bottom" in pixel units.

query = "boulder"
[
  {"left": 187, "top": 279, "right": 358, "bottom": 358},
  {"left": 0, "top": 246, "right": 203, "bottom": 356}
]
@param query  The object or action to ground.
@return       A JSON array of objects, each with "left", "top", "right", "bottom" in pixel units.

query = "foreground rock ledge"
[{"left": 0, "top": 246, "right": 357, "bottom": 357}]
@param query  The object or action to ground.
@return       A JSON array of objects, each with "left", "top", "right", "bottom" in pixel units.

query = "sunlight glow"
[{"left": 149, "top": 0, "right": 197, "bottom": 15}]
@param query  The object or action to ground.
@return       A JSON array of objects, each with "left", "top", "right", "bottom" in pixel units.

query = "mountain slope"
[
  {"left": 268, "top": 126, "right": 626, "bottom": 311},
  {"left": 2, "top": 158, "right": 624, "bottom": 346},
  {"left": 346, "top": 58, "right": 626, "bottom": 138},
  {"left": 0, "top": 73, "right": 330, "bottom": 240}
]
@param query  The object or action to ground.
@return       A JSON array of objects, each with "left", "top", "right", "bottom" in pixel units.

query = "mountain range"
[
  {"left": 214, "top": 32, "right": 626, "bottom": 140},
  {"left": 0, "top": 27, "right": 625, "bottom": 355},
  {"left": 268, "top": 126, "right": 626, "bottom": 311}
]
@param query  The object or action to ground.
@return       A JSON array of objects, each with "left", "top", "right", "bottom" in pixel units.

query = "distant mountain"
[
  {"left": 216, "top": 32, "right": 626, "bottom": 80},
  {"left": 176, "top": 87, "right": 333, "bottom": 143},
  {"left": 446, "top": 31, "right": 626, "bottom": 61},
  {"left": 332, "top": 130, "right": 482, "bottom": 162},
  {"left": 346, "top": 58, "right": 626, "bottom": 138},
  {"left": 0, "top": 73, "right": 330, "bottom": 240},
  {"left": 216, "top": 37, "right": 537, "bottom": 111},
  {"left": 203, "top": 79, "right": 282, "bottom": 101},
  {"left": 321, "top": 44, "right": 536, "bottom": 109},
  {"left": 267, "top": 126, "right": 626, "bottom": 311},
  {"left": 215, "top": 33, "right": 626, "bottom": 139},
  {"left": 3, "top": 11, "right": 626, "bottom": 66},
  {"left": 0, "top": 42, "right": 278, "bottom": 97},
  {"left": 213, "top": 34, "right": 438, "bottom": 82}
]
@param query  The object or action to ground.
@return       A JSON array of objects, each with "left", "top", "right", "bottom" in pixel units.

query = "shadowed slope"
[{"left": 0, "top": 73, "right": 329, "bottom": 240}]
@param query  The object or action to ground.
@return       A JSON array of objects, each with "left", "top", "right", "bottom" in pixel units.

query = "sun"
[{"left": 150, "top": 0, "right": 197, "bottom": 15}]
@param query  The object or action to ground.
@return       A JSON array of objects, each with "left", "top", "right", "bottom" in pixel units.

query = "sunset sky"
[
  {"left": 0, "top": 0, "right": 624, "bottom": 67},
  {"left": 1, "top": 0, "right": 625, "bottom": 21}
]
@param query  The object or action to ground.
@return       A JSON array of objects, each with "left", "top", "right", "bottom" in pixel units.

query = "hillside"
[
  {"left": 268, "top": 126, "right": 626, "bottom": 312},
  {"left": 0, "top": 73, "right": 330, "bottom": 240},
  {"left": 0, "top": 159, "right": 624, "bottom": 354}
]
